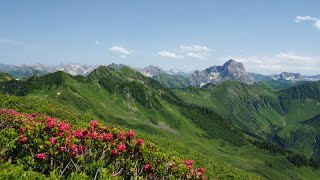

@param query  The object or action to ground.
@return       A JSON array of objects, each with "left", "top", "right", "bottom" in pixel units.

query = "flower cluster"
[
  {"left": 184, "top": 159, "right": 206, "bottom": 179},
  {"left": 0, "top": 109, "right": 206, "bottom": 179},
  {"left": 36, "top": 153, "right": 47, "bottom": 160}
]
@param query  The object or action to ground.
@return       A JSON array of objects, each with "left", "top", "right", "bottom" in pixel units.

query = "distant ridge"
[{"left": 1, "top": 60, "right": 320, "bottom": 88}]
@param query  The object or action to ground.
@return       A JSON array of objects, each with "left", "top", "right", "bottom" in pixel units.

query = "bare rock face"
[
  {"left": 270, "top": 72, "right": 303, "bottom": 81},
  {"left": 189, "top": 59, "right": 254, "bottom": 86},
  {"left": 138, "top": 65, "right": 165, "bottom": 77}
]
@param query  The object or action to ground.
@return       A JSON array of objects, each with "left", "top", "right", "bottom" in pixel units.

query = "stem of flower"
[
  {"left": 60, "top": 161, "right": 71, "bottom": 177},
  {"left": 93, "top": 168, "right": 100, "bottom": 180}
]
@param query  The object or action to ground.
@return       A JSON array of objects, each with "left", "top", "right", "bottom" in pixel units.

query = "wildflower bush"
[{"left": 0, "top": 109, "right": 206, "bottom": 179}]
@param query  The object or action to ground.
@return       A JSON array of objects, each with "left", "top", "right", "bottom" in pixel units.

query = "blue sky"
[{"left": 0, "top": 0, "right": 319, "bottom": 75}]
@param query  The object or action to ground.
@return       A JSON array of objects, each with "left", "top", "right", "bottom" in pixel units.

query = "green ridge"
[{"left": 1, "top": 68, "right": 320, "bottom": 178}]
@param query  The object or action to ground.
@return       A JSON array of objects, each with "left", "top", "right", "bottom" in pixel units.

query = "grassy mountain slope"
[
  {"left": 152, "top": 73, "right": 191, "bottom": 88},
  {"left": 258, "top": 80, "right": 311, "bottom": 90},
  {"left": 0, "top": 72, "right": 14, "bottom": 82},
  {"left": 277, "top": 82, "right": 320, "bottom": 160},
  {"left": 0, "top": 95, "right": 256, "bottom": 179},
  {"left": 174, "top": 81, "right": 320, "bottom": 165},
  {"left": 174, "top": 82, "right": 283, "bottom": 137},
  {"left": 0, "top": 67, "right": 243, "bottom": 144},
  {"left": 1, "top": 68, "right": 320, "bottom": 178}
]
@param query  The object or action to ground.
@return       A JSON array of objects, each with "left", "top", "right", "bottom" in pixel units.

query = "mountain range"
[
  {"left": 1, "top": 63, "right": 320, "bottom": 178},
  {"left": 139, "top": 60, "right": 320, "bottom": 88},
  {"left": 0, "top": 62, "right": 97, "bottom": 78},
  {"left": 2, "top": 60, "right": 319, "bottom": 90}
]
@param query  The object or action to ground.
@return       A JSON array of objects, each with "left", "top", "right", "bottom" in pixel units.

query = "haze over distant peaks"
[{"left": 1, "top": 60, "right": 320, "bottom": 88}]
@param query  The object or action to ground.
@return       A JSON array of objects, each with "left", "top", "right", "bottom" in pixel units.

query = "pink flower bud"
[
  {"left": 36, "top": 153, "right": 46, "bottom": 160},
  {"left": 49, "top": 137, "right": 56, "bottom": 145},
  {"left": 144, "top": 163, "right": 152, "bottom": 171},
  {"left": 90, "top": 120, "right": 98, "bottom": 128},
  {"left": 112, "top": 149, "right": 119, "bottom": 157},
  {"left": 117, "top": 143, "right": 126, "bottom": 152},
  {"left": 136, "top": 138, "right": 144, "bottom": 146},
  {"left": 19, "top": 135, "right": 27, "bottom": 144},
  {"left": 127, "top": 129, "right": 135, "bottom": 139}
]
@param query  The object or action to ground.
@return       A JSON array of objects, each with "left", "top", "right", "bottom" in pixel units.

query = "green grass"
[
  {"left": 174, "top": 81, "right": 320, "bottom": 163},
  {"left": 174, "top": 82, "right": 282, "bottom": 136},
  {"left": 1, "top": 68, "right": 320, "bottom": 179},
  {"left": 0, "top": 94, "right": 259, "bottom": 179}
]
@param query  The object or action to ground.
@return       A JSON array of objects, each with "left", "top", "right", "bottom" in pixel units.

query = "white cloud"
[
  {"left": 157, "top": 44, "right": 212, "bottom": 60},
  {"left": 224, "top": 52, "right": 320, "bottom": 75},
  {"left": 109, "top": 46, "right": 131, "bottom": 58},
  {"left": 179, "top": 45, "right": 211, "bottom": 52},
  {"left": 276, "top": 52, "right": 312, "bottom": 62},
  {"left": 179, "top": 45, "right": 211, "bottom": 60},
  {"left": 295, "top": 16, "right": 318, "bottom": 22},
  {"left": 95, "top": 40, "right": 100, "bottom": 45},
  {"left": 0, "top": 37, "right": 24, "bottom": 45},
  {"left": 157, "top": 51, "right": 180, "bottom": 58},
  {"left": 295, "top": 16, "right": 320, "bottom": 29},
  {"left": 109, "top": 46, "right": 130, "bottom": 54}
]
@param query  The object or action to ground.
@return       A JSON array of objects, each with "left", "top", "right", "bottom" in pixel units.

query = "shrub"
[{"left": 0, "top": 109, "right": 206, "bottom": 179}]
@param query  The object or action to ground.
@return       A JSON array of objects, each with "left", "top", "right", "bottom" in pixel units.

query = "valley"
[
  {"left": 174, "top": 81, "right": 320, "bottom": 163},
  {"left": 1, "top": 63, "right": 320, "bottom": 179}
]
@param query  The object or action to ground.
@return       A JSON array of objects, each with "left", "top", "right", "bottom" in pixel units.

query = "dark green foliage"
[
  {"left": 287, "top": 154, "right": 309, "bottom": 167},
  {"left": 149, "top": 117, "right": 159, "bottom": 125},
  {"left": 0, "top": 71, "right": 69, "bottom": 96},
  {"left": 98, "top": 78, "right": 117, "bottom": 94},
  {"left": 310, "top": 157, "right": 320, "bottom": 169},
  {"left": 121, "top": 80, "right": 159, "bottom": 108},
  {"left": 249, "top": 139, "right": 317, "bottom": 168},
  {"left": 0, "top": 162, "right": 48, "bottom": 180},
  {"left": 179, "top": 104, "right": 246, "bottom": 146},
  {"left": 0, "top": 79, "right": 30, "bottom": 96},
  {"left": 156, "top": 84, "right": 246, "bottom": 145},
  {"left": 183, "top": 86, "right": 202, "bottom": 93},
  {"left": 156, "top": 108, "right": 182, "bottom": 128},
  {"left": 279, "top": 81, "right": 320, "bottom": 102},
  {"left": 249, "top": 139, "right": 286, "bottom": 155},
  {"left": 303, "top": 114, "right": 320, "bottom": 128}
]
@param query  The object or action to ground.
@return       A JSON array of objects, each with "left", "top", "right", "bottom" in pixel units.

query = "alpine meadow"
[{"left": 1, "top": 1, "right": 320, "bottom": 179}]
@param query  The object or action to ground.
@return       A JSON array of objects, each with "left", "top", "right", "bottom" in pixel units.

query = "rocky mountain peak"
[
  {"left": 280, "top": 72, "right": 301, "bottom": 78},
  {"left": 222, "top": 59, "right": 245, "bottom": 71},
  {"left": 188, "top": 59, "right": 254, "bottom": 86},
  {"left": 270, "top": 72, "right": 303, "bottom": 81},
  {"left": 139, "top": 65, "right": 165, "bottom": 77}
]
